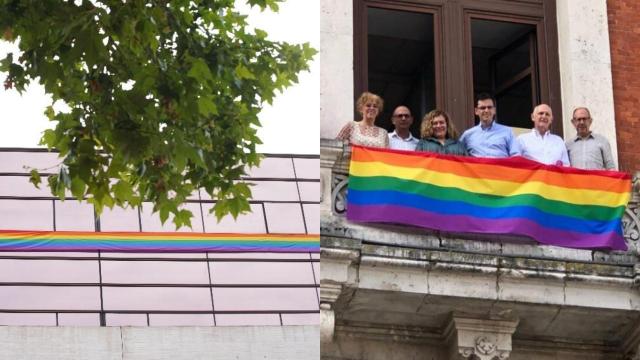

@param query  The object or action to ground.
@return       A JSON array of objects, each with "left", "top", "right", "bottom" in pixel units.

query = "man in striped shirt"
[{"left": 566, "top": 107, "right": 616, "bottom": 170}]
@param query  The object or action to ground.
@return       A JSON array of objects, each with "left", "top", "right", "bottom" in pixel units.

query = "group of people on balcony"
[{"left": 336, "top": 91, "right": 616, "bottom": 170}]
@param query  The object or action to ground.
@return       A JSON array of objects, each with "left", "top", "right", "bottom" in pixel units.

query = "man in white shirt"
[
  {"left": 516, "top": 104, "right": 569, "bottom": 166},
  {"left": 388, "top": 105, "right": 419, "bottom": 151}
]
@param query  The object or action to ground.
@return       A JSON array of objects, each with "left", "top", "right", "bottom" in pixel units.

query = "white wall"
[
  {"left": 0, "top": 326, "right": 319, "bottom": 360},
  {"left": 320, "top": 0, "right": 355, "bottom": 139}
]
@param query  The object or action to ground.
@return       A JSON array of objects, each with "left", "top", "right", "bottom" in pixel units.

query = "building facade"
[
  {"left": 320, "top": 0, "right": 640, "bottom": 359},
  {"left": 0, "top": 148, "right": 320, "bottom": 359}
]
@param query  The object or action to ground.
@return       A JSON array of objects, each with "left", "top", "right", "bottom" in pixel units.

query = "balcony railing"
[{"left": 320, "top": 138, "right": 640, "bottom": 258}]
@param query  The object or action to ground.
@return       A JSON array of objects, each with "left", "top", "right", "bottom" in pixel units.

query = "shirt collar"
[
  {"left": 572, "top": 132, "right": 594, "bottom": 142},
  {"left": 532, "top": 129, "right": 551, "bottom": 138},
  {"left": 479, "top": 120, "right": 495, "bottom": 131},
  {"left": 391, "top": 130, "right": 416, "bottom": 141}
]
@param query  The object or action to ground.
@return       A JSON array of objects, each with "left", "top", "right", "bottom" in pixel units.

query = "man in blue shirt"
[{"left": 460, "top": 93, "right": 520, "bottom": 158}]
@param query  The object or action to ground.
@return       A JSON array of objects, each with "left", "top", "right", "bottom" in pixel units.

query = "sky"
[{"left": 0, "top": 0, "right": 319, "bottom": 154}]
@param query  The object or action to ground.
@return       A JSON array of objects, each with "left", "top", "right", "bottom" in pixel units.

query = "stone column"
[
  {"left": 445, "top": 316, "right": 519, "bottom": 360},
  {"left": 556, "top": 0, "right": 618, "bottom": 164}
]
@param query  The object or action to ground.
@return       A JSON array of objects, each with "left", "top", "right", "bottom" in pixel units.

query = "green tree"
[{"left": 0, "top": 0, "right": 316, "bottom": 227}]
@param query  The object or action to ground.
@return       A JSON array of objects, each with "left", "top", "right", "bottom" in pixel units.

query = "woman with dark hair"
[
  {"left": 336, "top": 92, "right": 389, "bottom": 148},
  {"left": 416, "top": 110, "right": 467, "bottom": 156}
]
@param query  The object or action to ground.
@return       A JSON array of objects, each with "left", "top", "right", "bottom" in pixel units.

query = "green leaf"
[
  {"left": 187, "top": 58, "right": 213, "bottom": 81},
  {"left": 29, "top": 169, "right": 41, "bottom": 189},
  {"left": 197, "top": 95, "right": 218, "bottom": 116},
  {"left": 235, "top": 64, "right": 256, "bottom": 80}
]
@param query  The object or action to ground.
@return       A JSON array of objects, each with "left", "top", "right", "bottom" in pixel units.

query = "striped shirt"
[{"left": 566, "top": 133, "right": 616, "bottom": 170}]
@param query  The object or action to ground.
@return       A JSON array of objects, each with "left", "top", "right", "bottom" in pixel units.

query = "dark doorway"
[
  {"left": 367, "top": 7, "right": 435, "bottom": 137},
  {"left": 471, "top": 18, "right": 538, "bottom": 129}
]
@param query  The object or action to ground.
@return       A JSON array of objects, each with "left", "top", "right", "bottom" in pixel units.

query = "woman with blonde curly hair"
[
  {"left": 416, "top": 109, "right": 467, "bottom": 156},
  {"left": 336, "top": 92, "right": 389, "bottom": 148}
]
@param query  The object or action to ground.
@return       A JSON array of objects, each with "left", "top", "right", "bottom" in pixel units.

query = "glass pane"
[
  {"left": 471, "top": 18, "right": 538, "bottom": 128},
  {"left": 367, "top": 7, "right": 435, "bottom": 135}
]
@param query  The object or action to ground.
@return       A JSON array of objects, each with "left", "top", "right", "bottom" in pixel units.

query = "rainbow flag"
[
  {"left": 347, "top": 145, "right": 631, "bottom": 251},
  {"left": 0, "top": 230, "right": 319, "bottom": 253}
]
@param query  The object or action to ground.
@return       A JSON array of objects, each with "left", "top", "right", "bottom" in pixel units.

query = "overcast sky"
[{"left": 0, "top": 0, "right": 319, "bottom": 154}]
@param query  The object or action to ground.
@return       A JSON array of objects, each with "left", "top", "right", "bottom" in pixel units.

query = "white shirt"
[
  {"left": 516, "top": 129, "right": 569, "bottom": 166},
  {"left": 388, "top": 131, "right": 419, "bottom": 151}
]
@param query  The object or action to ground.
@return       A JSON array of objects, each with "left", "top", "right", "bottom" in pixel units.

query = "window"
[{"left": 354, "top": 0, "right": 562, "bottom": 135}]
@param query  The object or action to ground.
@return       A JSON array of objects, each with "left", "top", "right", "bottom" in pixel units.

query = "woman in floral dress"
[{"left": 336, "top": 92, "right": 389, "bottom": 148}]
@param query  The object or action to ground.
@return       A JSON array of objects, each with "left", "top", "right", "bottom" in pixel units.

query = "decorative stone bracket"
[
  {"left": 320, "top": 283, "right": 342, "bottom": 343},
  {"left": 445, "top": 316, "right": 519, "bottom": 360}
]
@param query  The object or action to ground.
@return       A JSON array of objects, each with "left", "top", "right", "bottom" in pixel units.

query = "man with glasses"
[
  {"left": 460, "top": 93, "right": 520, "bottom": 157},
  {"left": 388, "top": 105, "right": 419, "bottom": 150},
  {"left": 566, "top": 107, "right": 616, "bottom": 170}
]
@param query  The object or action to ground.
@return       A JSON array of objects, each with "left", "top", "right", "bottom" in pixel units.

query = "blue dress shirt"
[{"left": 459, "top": 121, "right": 520, "bottom": 158}]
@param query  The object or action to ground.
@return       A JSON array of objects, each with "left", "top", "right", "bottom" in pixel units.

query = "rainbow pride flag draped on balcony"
[
  {"left": 0, "top": 231, "right": 319, "bottom": 253},
  {"left": 347, "top": 145, "right": 631, "bottom": 251}
]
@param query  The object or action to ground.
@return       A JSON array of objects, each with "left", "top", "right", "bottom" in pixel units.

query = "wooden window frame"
[{"left": 354, "top": 0, "right": 563, "bottom": 135}]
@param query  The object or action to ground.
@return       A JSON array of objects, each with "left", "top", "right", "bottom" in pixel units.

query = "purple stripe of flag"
[{"left": 347, "top": 204, "right": 627, "bottom": 250}]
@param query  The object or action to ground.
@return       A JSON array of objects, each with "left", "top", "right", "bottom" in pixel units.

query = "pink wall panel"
[
  {"left": 245, "top": 157, "right": 295, "bottom": 178},
  {"left": 98, "top": 206, "right": 140, "bottom": 232},
  {"left": 281, "top": 313, "right": 320, "bottom": 326},
  {"left": 249, "top": 181, "right": 300, "bottom": 201},
  {"left": 3, "top": 251, "right": 97, "bottom": 258},
  {"left": 264, "top": 203, "right": 305, "bottom": 233},
  {"left": 312, "top": 262, "right": 320, "bottom": 284},
  {"left": 0, "top": 286, "right": 101, "bottom": 310},
  {"left": 0, "top": 151, "right": 61, "bottom": 173},
  {"left": 202, "top": 203, "right": 266, "bottom": 233},
  {"left": 303, "top": 204, "right": 319, "bottom": 234},
  {"left": 0, "top": 259, "right": 99, "bottom": 283},
  {"left": 0, "top": 199, "right": 53, "bottom": 230},
  {"left": 215, "top": 314, "right": 281, "bottom": 326},
  {"left": 207, "top": 252, "right": 311, "bottom": 260},
  {"left": 213, "top": 288, "right": 319, "bottom": 311},
  {"left": 210, "top": 262, "right": 315, "bottom": 285},
  {"left": 54, "top": 200, "right": 96, "bottom": 231},
  {"left": 102, "top": 287, "right": 213, "bottom": 311},
  {"left": 106, "top": 313, "right": 148, "bottom": 326},
  {"left": 0, "top": 176, "right": 53, "bottom": 197},
  {"left": 58, "top": 313, "right": 101, "bottom": 326},
  {"left": 293, "top": 158, "right": 320, "bottom": 179},
  {"left": 149, "top": 314, "right": 214, "bottom": 326},
  {"left": 140, "top": 202, "right": 204, "bottom": 232},
  {"left": 101, "top": 261, "right": 209, "bottom": 284},
  {"left": 103, "top": 252, "right": 206, "bottom": 259},
  {"left": 298, "top": 181, "right": 320, "bottom": 202},
  {"left": 0, "top": 313, "right": 57, "bottom": 326}
]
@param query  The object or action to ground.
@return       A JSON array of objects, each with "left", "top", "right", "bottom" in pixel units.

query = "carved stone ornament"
[
  {"left": 475, "top": 336, "right": 497, "bottom": 355},
  {"left": 331, "top": 173, "right": 349, "bottom": 215},
  {"left": 622, "top": 172, "right": 640, "bottom": 255}
]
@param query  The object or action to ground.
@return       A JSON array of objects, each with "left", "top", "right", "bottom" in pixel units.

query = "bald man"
[
  {"left": 516, "top": 104, "right": 569, "bottom": 166},
  {"left": 388, "top": 105, "right": 419, "bottom": 150}
]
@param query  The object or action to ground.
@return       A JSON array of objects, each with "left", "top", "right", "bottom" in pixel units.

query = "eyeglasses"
[
  {"left": 393, "top": 114, "right": 411, "bottom": 118},
  {"left": 477, "top": 106, "right": 494, "bottom": 110},
  {"left": 573, "top": 117, "right": 591, "bottom": 122}
]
